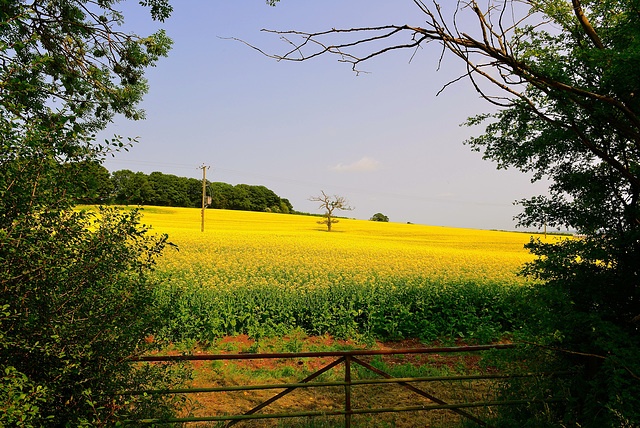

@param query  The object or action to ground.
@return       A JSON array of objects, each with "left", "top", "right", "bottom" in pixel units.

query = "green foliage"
[
  {"left": 147, "top": 171, "right": 194, "bottom": 207},
  {"left": 0, "top": 310, "right": 49, "bottom": 428},
  {"left": 153, "top": 276, "right": 535, "bottom": 344},
  {"left": 370, "top": 213, "right": 389, "bottom": 222},
  {"left": 0, "top": 207, "right": 190, "bottom": 425},
  {"left": 0, "top": 367, "right": 48, "bottom": 428},
  {"left": 516, "top": 236, "right": 640, "bottom": 426},
  {"left": 461, "top": 1, "right": 640, "bottom": 425},
  {"left": 64, "top": 161, "right": 114, "bottom": 203},
  {"left": 0, "top": 0, "right": 189, "bottom": 425},
  {"left": 0, "top": 1, "right": 172, "bottom": 133},
  {"left": 112, "top": 169, "right": 155, "bottom": 205},
  {"left": 471, "top": 344, "right": 579, "bottom": 428},
  {"left": 110, "top": 171, "right": 294, "bottom": 212},
  {"left": 209, "top": 181, "right": 293, "bottom": 213}
]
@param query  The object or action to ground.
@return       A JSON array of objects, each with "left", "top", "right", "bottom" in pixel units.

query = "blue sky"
[{"left": 97, "top": 0, "right": 552, "bottom": 230}]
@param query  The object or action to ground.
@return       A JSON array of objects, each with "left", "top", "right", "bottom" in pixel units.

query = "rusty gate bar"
[
  {"left": 122, "top": 371, "right": 571, "bottom": 396},
  {"left": 133, "top": 398, "right": 568, "bottom": 425},
  {"left": 131, "top": 343, "right": 517, "bottom": 362}
]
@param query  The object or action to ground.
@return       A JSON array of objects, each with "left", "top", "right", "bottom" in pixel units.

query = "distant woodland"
[{"left": 73, "top": 161, "right": 293, "bottom": 213}]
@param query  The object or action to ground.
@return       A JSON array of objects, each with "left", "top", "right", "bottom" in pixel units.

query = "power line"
[
  {"left": 102, "top": 158, "right": 515, "bottom": 208},
  {"left": 103, "top": 158, "right": 198, "bottom": 170}
]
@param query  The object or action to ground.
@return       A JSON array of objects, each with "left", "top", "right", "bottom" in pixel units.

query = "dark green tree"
[
  {"left": 64, "top": 160, "right": 114, "bottom": 203},
  {"left": 147, "top": 171, "right": 190, "bottom": 207},
  {"left": 248, "top": 184, "right": 283, "bottom": 212},
  {"left": 210, "top": 181, "right": 236, "bottom": 209},
  {"left": 0, "top": 0, "right": 186, "bottom": 425},
  {"left": 370, "top": 212, "right": 389, "bottom": 222},
  {"left": 280, "top": 198, "right": 293, "bottom": 214},
  {"left": 231, "top": 183, "right": 254, "bottom": 211},
  {"left": 207, "top": 181, "right": 292, "bottom": 212},
  {"left": 186, "top": 176, "right": 204, "bottom": 207},
  {"left": 111, "top": 169, "right": 155, "bottom": 205},
  {"left": 263, "top": 0, "right": 640, "bottom": 424}
]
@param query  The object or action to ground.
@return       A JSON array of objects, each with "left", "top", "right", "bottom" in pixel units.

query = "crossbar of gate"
[{"left": 122, "top": 343, "right": 570, "bottom": 427}]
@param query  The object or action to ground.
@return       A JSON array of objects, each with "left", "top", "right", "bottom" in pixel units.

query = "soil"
[{"left": 155, "top": 335, "right": 508, "bottom": 427}]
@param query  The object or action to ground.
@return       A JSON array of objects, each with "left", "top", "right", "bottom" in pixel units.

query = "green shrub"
[{"left": 0, "top": 208, "right": 189, "bottom": 426}]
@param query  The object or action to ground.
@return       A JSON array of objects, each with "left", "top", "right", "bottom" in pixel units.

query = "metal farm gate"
[{"left": 122, "top": 343, "right": 572, "bottom": 427}]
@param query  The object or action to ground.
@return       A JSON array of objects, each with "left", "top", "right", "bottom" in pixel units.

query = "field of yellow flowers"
[{"left": 138, "top": 206, "right": 554, "bottom": 342}]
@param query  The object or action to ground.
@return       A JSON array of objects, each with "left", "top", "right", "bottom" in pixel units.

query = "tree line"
[{"left": 75, "top": 162, "right": 294, "bottom": 213}]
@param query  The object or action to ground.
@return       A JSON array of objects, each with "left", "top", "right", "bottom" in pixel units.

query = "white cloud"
[{"left": 330, "top": 157, "right": 381, "bottom": 172}]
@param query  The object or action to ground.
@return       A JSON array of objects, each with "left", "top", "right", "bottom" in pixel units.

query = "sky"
[{"left": 97, "top": 0, "right": 554, "bottom": 231}]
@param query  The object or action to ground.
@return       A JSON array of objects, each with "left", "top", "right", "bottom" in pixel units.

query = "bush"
[
  {"left": 0, "top": 207, "right": 189, "bottom": 426},
  {"left": 0, "top": 1, "right": 184, "bottom": 424}
]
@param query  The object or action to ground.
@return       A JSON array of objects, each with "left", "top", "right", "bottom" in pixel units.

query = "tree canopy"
[
  {"left": 108, "top": 169, "right": 294, "bottom": 212},
  {"left": 370, "top": 212, "right": 389, "bottom": 222},
  {"left": 0, "top": 1, "right": 187, "bottom": 425},
  {"left": 1, "top": 0, "right": 172, "bottom": 221},
  {"left": 262, "top": 0, "right": 640, "bottom": 424},
  {"left": 209, "top": 182, "right": 293, "bottom": 213}
]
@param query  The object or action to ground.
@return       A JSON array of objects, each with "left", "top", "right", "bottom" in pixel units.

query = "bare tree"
[{"left": 309, "top": 191, "right": 353, "bottom": 232}]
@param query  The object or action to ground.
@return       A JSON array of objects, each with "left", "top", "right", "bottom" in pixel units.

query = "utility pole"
[{"left": 199, "top": 164, "right": 210, "bottom": 232}]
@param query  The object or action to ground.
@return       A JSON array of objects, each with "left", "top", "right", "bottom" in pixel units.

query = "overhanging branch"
[{"left": 236, "top": 0, "right": 640, "bottom": 193}]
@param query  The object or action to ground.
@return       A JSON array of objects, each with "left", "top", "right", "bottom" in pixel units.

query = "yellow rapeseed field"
[
  {"left": 116, "top": 205, "right": 567, "bottom": 340},
  {"left": 138, "top": 206, "right": 552, "bottom": 290}
]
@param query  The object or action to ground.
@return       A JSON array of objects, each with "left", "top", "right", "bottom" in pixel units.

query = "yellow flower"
[{"left": 131, "top": 206, "right": 561, "bottom": 295}]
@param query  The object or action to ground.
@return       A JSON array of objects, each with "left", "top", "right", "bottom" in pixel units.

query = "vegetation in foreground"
[
  {"left": 0, "top": 1, "right": 189, "bottom": 426},
  {"left": 3, "top": 0, "right": 640, "bottom": 425}
]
